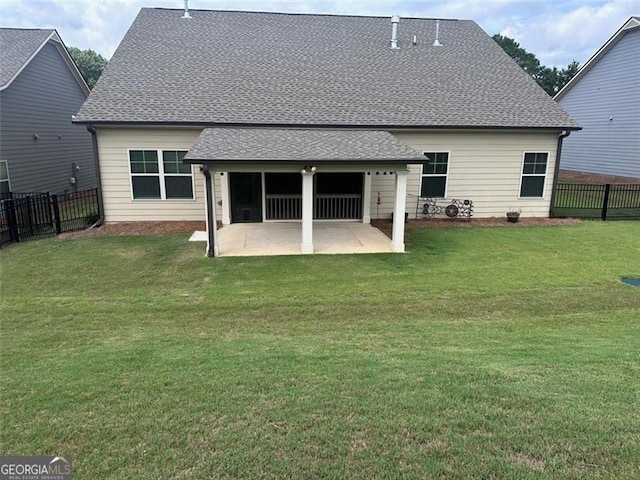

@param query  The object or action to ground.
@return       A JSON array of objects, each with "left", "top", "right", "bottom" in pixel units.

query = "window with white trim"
[
  {"left": 0, "top": 160, "right": 10, "bottom": 194},
  {"left": 421, "top": 152, "right": 449, "bottom": 198},
  {"left": 129, "top": 150, "right": 193, "bottom": 200},
  {"left": 519, "top": 152, "right": 548, "bottom": 197}
]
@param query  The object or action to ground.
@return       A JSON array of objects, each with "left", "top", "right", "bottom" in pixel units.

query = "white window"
[
  {"left": 420, "top": 152, "right": 449, "bottom": 198},
  {"left": 0, "top": 160, "right": 10, "bottom": 194},
  {"left": 519, "top": 152, "right": 548, "bottom": 198},
  {"left": 129, "top": 150, "right": 194, "bottom": 200}
]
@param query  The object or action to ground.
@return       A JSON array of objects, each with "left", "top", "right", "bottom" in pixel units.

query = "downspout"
[
  {"left": 549, "top": 129, "right": 571, "bottom": 218},
  {"left": 86, "top": 125, "right": 105, "bottom": 227},
  {"left": 201, "top": 165, "right": 216, "bottom": 257}
]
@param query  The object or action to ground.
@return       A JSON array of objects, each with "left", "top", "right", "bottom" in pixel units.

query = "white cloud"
[{"left": 497, "top": 0, "right": 638, "bottom": 66}]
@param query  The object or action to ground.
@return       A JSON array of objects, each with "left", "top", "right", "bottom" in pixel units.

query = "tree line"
[
  {"left": 68, "top": 46, "right": 107, "bottom": 90},
  {"left": 492, "top": 34, "right": 579, "bottom": 96}
]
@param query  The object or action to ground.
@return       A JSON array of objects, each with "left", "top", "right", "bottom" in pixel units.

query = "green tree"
[
  {"left": 492, "top": 34, "right": 541, "bottom": 75},
  {"left": 559, "top": 60, "right": 580, "bottom": 87},
  {"left": 492, "top": 34, "right": 579, "bottom": 96},
  {"left": 68, "top": 46, "right": 107, "bottom": 89}
]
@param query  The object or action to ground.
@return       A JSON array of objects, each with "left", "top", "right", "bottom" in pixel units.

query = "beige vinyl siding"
[
  {"left": 391, "top": 130, "right": 560, "bottom": 218},
  {"left": 97, "top": 127, "right": 559, "bottom": 222},
  {"left": 369, "top": 166, "right": 420, "bottom": 220},
  {"left": 97, "top": 127, "right": 216, "bottom": 222}
]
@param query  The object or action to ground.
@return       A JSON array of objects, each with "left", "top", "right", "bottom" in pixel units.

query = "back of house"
[
  {"left": 0, "top": 28, "right": 95, "bottom": 195},
  {"left": 73, "top": 7, "right": 579, "bottom": 255}
]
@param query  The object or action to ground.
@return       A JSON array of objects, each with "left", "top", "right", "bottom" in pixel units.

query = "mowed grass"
[{"left": 1, "top": 221, "right": 639, "bottom": 479}]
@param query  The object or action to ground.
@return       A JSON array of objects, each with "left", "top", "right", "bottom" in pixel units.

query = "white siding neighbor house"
[
  {"left": 555, "top": 17, "right": 640, "bottom": 180},
  {"left": 73, "top": 8, "right": 579, "bottom": 256}
]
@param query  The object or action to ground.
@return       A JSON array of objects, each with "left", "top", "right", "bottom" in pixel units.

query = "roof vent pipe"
[
  {"left": 391, "top": 15, "right": 400, "bottom": 49},
  {"left": 433, "top": 20, "right": 442, "bottom": 46},
  {"left": 182, "top": 0, "right": 191, "bottom": 19}
]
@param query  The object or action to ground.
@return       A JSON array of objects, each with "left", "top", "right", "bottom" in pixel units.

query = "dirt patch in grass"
[
  {"left": 559, "top": 169, "right": 640, "bottom": 184},
  {"left": 511, "top": 453, "right": 546, "bottom": 471}
]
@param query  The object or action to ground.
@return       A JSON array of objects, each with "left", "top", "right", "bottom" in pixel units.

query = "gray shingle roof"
[
  {"left": 0, "top": 28, "right": 54, "bottom": 87},
  {"left": 184, "top": 128, "right": 426, "bottom": 163},
  {"left": 75, "top": 8, "right": 579, "bottom": 129}
]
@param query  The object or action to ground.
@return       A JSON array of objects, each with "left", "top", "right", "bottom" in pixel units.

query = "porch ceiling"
[{"left": 183, "top": 127, "right": 425, "bottom": 165}]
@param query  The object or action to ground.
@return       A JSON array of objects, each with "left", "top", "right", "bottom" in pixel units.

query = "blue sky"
[{"left": 1, "top": 0, "right": 638, "bottom": 67}]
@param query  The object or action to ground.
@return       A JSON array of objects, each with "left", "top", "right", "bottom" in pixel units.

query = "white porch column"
[
  {"left": 362, "top": 172, "right": 372, "bottom": 224},
  {"left": 391, "top": 169, "right": 409, "bottom": 253},
  {"left": 301, "top": 167, "right": 315, "bottom": 254},
  {"left": 220, "top": 172, "right": 231, "bottom": 225},
  {"left": 203, "top": 166, "right": 219, "bottom": 257}
]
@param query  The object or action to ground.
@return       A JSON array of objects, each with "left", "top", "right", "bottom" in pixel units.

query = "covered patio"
[
  {"left": 190, "top": 222, "right": 392, "bottom": 256},
  {"left": 183, "top": 127, "right": 425, "bottom": 257}
]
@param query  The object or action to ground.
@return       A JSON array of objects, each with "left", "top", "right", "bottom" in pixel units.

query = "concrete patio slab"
[
  {"left": 190, "top": 222, "right": 393, "bottom": 256},
  {"left": 188, "top": 231, "right": 208, "bottom": 242}
]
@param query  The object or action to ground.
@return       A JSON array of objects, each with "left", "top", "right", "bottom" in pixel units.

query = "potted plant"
[{"left": 506, "top": 208, "right": 521, "bottom": 223}]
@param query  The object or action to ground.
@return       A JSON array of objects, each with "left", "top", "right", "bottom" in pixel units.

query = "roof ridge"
[
  {"left": 0, "top": 27, "right": 55, "bottom": 32},
  {"left": 142, "top": 7, "right": 464, "bottom": 22}
]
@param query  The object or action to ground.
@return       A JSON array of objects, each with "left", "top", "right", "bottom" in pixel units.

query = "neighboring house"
[
  {"left": 0, "top": 28, "right": 95, "bottom": 195},
  {"left": 555, "top": 17, "right": 640, "bottom": 179},
  {"left": 73, "top": 8, "right": 579, "bottom": 255}
]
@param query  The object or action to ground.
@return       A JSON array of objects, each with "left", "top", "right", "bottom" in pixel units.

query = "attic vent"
[
  {"left": 391, "top": 15, "right": 400, "bottom": 50},
  {"left": 182, "top": 0, "right": 191, "bottom": 19},
  {"left": 433, "top": 20, "right": 443, "bottom": 46}
]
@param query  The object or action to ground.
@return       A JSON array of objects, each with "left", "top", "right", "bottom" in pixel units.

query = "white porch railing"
[
  {"left": 266, "top": 194, "right": 302, "bottom": 220},
  {"left": 315, "top": 194, "right": 362, "bottom": 219},
  {"left": 265, "top": 194, "right": 362, "bottom": 220}
]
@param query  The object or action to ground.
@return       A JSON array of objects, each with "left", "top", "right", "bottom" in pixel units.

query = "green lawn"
[{"left": 1, "top": 222, "right": 639, "bottom": 479}]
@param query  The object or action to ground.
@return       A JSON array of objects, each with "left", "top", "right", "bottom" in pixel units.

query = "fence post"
[
  {"left": 51, "top": 194, "right": 62, "bottom": 235},
  {"left": 601, "top": 184, "right": 611, "bottom": 221},
  {"left": 4, "top": 198, "right": 20, "bottom": 242},
  {"left": 94, "top": 187, "right": 101, "bottom": 219},
  {"left": 25, "top": 195, "right": 36, "bottom": 236}
]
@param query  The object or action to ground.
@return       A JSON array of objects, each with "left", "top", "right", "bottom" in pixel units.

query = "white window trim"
[
  {"left": 127, "top": 148, "right": 195, "bottom": 201},
  {"left": 420, "top": 151, "right": 450, "bottom": 198},
  {"left": 0, "top": 160, "right": 10, "bottom": 194},
  {"left": 518, "top": 151, "right": 550, "bottom": 199}
]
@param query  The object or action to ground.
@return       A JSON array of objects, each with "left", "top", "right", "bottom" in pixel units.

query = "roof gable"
[
  {"left": 555, "top": 17, "right": 640, "bottom": 101},
  {"left": 0, "top": 28, "right": 90, "bottom": 95},
  {"left": 76, "top": 8, "right": 578, "bottom": 129}
]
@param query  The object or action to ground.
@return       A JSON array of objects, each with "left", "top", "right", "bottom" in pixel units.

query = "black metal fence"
[
  {"left": 0, "top": 188, "right": 99, "bottom": 247},
  {"left": 553, "top": 183, "right": 640, "bottom": 220}
]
